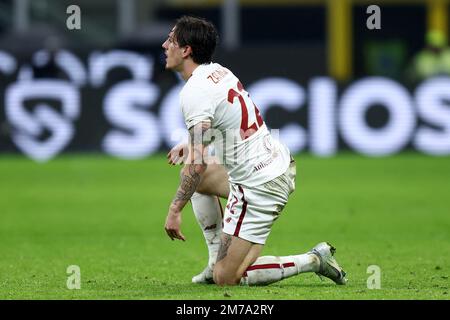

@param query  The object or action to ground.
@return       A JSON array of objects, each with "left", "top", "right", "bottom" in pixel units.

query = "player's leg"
[
  {"left": 240, "top": 250, "right": 319, "bottom": 285},
  {"left": 190, "top": 162, "right": 229, "bottom": 283},
  {"left": 197, "top": 163, "right": 229, "bottom": 199},
  {"left": 190, "top": 192, "right": 223, "bottom": 284},
  {"left": 213, "top": 161, "right": 346, "bottom": 286},
  {"left": 212, "top": 233, "right": 323, "bottom": 286},
  {"left": 213, "top": 234, "right": 262, "bottom": 285},
  {"left": 243, "top": 242, "right": 347, "bottom": 285}
]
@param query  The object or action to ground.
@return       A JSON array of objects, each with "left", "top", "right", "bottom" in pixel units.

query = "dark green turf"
[{"left": 0, "top": 153, "right": 449, "bottom": 299}]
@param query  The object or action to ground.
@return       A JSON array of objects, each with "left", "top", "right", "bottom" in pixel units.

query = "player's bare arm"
[
  {"left": 167, "top": 142, "right": 230, "bottom": 199},
  {"left": 164, "top": 121, "right": 212, "bottom": 241}
]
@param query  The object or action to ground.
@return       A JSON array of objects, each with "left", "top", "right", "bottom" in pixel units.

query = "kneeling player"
[{"left": 162, "top": 15, "right": 347, "bottom": 286}]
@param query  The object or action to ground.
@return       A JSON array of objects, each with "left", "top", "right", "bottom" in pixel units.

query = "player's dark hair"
[{"left": 173, "top": 15, "right": 219, "bottom": 65}]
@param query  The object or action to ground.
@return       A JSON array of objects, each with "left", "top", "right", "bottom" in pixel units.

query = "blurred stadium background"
[
  {"left": 0, "top": 0, "right": 449, "bottom": 299},
  {"left": 1, "top": 0, "right": 450, "bottom": 158}
]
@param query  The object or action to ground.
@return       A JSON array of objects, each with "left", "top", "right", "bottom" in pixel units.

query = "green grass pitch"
[{"left": 0, "top": 153, "right": 449, "bottom": 300}]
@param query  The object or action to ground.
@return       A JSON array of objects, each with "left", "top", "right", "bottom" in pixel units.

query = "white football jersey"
[{"left": 180, "top": 62, "right": 291, "bottom": 187}]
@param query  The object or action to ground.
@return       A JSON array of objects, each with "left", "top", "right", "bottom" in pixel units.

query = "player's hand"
[
  {"left": 167, "top": 143, "right": 189, "bottom": 165},
  {"left": 164, "top": 208, "right": 186, "bottom": 241}
]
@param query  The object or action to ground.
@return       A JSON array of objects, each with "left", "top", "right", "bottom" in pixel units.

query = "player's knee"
[
  {"left": 196, "top": 182, "right": 209, "bottom": 195},
  {"left": 213, "top": 266, "right": 240, "bottom": 286},
  {"left": 214, "top": 275, "right": 240, "bottom": 286}
]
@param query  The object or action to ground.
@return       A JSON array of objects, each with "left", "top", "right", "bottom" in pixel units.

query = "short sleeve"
[{"left": 180, "top": 85, "right": 214, "bottom": 129}]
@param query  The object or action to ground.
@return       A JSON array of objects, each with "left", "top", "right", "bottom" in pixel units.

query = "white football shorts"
[{"left": 222, "top": 159, "right": 296, "bottom": 244}]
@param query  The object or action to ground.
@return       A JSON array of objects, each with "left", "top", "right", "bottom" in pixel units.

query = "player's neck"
[{"left": 180, "top": 61, "right": 199, "bottom": 81}]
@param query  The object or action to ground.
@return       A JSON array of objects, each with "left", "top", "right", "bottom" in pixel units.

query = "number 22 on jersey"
[{"left": 227, "top": 81, "right": 264, "bottom": 140}]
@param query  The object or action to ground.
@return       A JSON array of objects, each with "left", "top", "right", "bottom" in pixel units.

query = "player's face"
[{"left": 162, "top": 28, "right": 184, "bottom": 71}]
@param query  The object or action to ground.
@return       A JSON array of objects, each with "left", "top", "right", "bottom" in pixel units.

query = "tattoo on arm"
[
  {"left": 216, "top": 233, "right": 232, "bottom": 262},
  {"left": 170, "top": 122, "right": 211, "bottom": 210},
  {"left": 172, "top": 164, "right": 201, "bottom": 204}
]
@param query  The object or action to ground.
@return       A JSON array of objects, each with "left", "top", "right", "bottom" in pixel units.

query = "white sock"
[
  {"left": 190, "top": 192, "right": 223, "bottom": 268},
  {"left": 240, "top": 253, "right": 319, "bottom": 286}
]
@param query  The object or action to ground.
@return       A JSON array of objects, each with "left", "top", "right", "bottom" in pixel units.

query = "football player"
[{"left": 162, "top": 16, "right": 347, "bottom": 286}]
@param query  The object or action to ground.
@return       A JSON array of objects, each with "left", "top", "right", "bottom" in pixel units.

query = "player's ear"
[{"left": 182, "top": 45, "right": 193, "bottom": 59}]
